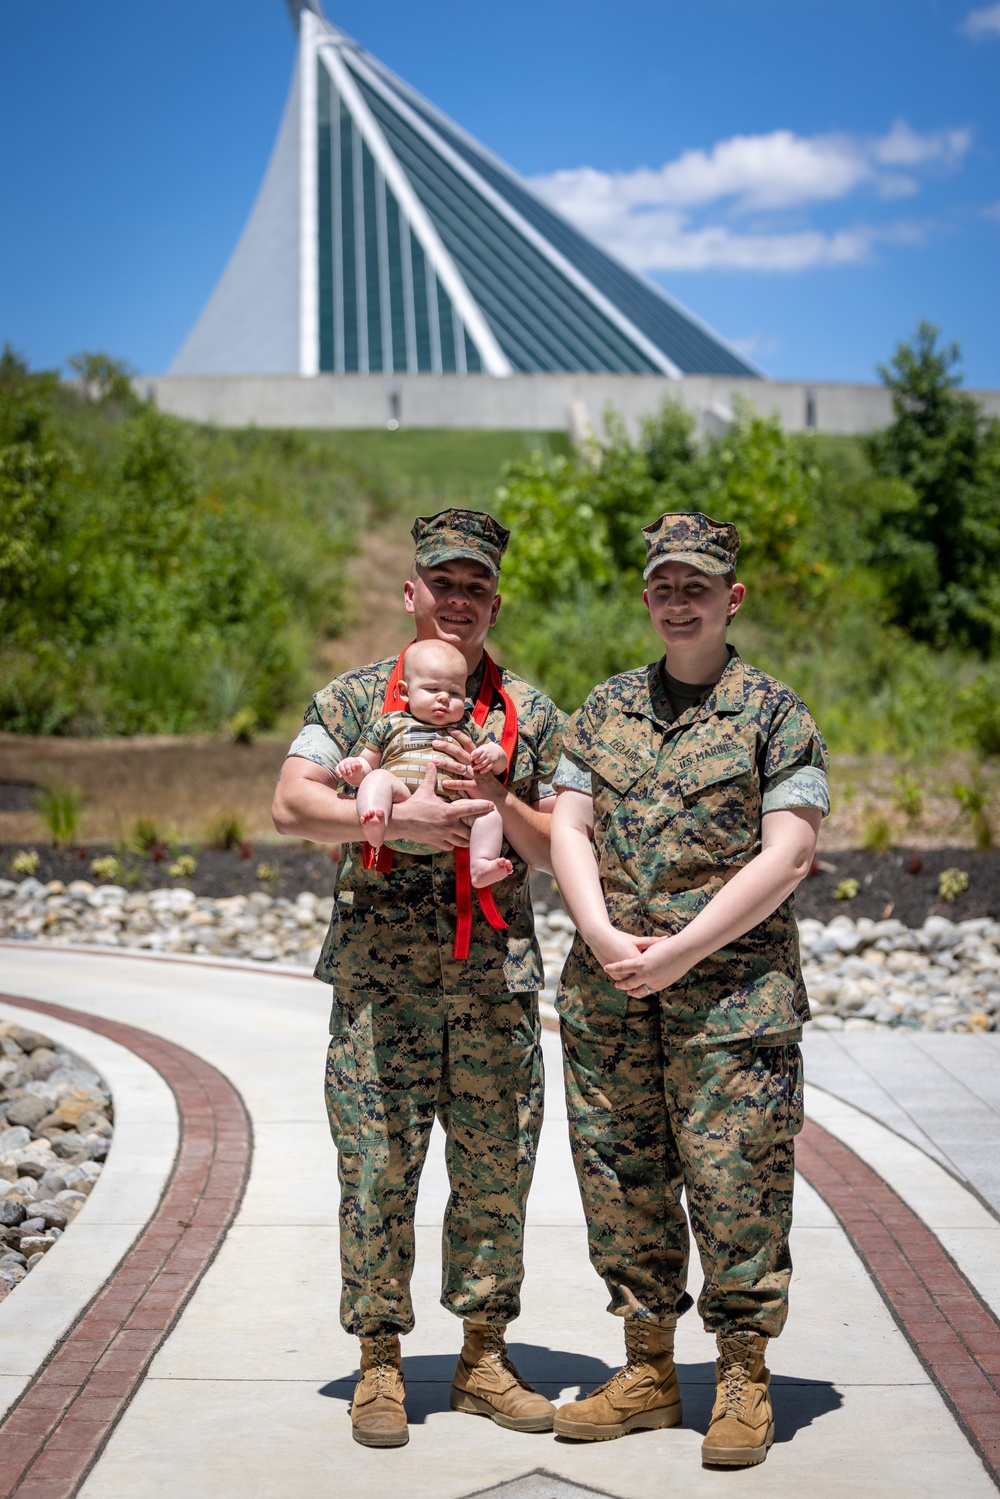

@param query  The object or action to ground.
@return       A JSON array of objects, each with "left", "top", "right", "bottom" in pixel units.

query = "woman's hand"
[{"left": 604, "top": 934, "right": 691, "bottom": 997}]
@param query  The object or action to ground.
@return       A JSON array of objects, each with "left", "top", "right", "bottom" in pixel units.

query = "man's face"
[
  {"left": 404, "top": 559, "right": 501, "bottom": 654},
  {"left": 643, "top": 561, "right": 745, "bottom": 650}
]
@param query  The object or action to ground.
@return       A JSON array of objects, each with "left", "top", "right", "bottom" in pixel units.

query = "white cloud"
[
  {"left": 961, "top": 4, "right": 1000, "bottom": 36},
  {"left": 529, "top": 122, "right": 968, "bottom": 273}
]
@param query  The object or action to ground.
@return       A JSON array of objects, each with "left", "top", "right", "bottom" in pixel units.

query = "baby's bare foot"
[
  {"left": 359, "top": 807, "right": 388, "bottom": 846},
  {"left": 470, "top": 857, "right": 514, "bottom": 889}
]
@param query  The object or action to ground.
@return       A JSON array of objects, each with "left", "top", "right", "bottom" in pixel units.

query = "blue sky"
[{"left": 1, "top": 0, "right": 997, "bottom": 384}]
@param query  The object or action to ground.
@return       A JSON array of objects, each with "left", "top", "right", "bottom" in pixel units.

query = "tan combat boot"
[
  {"left": 553, "top": 1318, "right": 682, "bottom": 1441},
  {"left": 450, "top": 1321, "right": 556, "bottom": 1431},
  {"left": 351, "top": 1332, "right": 408, "bottom": 1448},
  {"left": 702, "top": 1331, "right": 774, "bottom": 1466}
]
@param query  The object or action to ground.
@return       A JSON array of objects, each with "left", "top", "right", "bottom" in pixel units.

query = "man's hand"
[
  {"left": 335, "top": 756, "right": 370, "bottom": 787},
  {"left": 391, "top": 763, "right": 494, "bottom": 851},
  {"left": 434, "top": 730, "right": 511, "bottom": 804}
]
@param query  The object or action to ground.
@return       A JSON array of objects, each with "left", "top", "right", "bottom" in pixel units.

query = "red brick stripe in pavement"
[
  {"left": 0, "top": 993, "right": 252, "bottom": 1499},
  {"left": 797, "top": 1118, "right": 1000, "bottom": 1487}
]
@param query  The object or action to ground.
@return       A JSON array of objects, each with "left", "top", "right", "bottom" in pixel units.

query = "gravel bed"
[
  {"left": 0, "top": 1020, "right": 112, "bottom": 1303},
  {"left": 3, "top": 879, "right": 998, "bottom": 1034}
]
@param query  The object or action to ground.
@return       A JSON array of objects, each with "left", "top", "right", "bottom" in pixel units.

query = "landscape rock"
[{"left": 0, "top": 1014, "right": 112, "bottom": 1310}]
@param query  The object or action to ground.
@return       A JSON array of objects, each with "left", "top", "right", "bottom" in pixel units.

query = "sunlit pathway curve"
[{"left": 0, "top": 945, "right": 996, "bottom": 1499}]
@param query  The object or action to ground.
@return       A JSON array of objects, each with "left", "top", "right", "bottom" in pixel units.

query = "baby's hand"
[
  {"left": 335, "top": 757, "right": 370, "bottom": 787},
  {"left": 469, "top": 742, "right": 508, "bottom": 776}
]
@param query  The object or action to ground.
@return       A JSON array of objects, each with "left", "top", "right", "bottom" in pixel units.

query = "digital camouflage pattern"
[
  {"left": 411, "top": 508, "right": 510, "bottom": 578},
  {"left": 554, "top": 646, "right": 823, "bottom": 1334},
  {"left": 555, "top": 649, "right": 829, "bottom": 1044},
  {"left": 559, "top": 988, "right": 802, "bottom": 1336},
  {"left": 326, "top": 987, "right": 544, "bottom": 1335},
  {"left": 642, "top": 511, "right": 740, "bottom": 580},
  {"left": 307, "top": 654, "right": 564, "bottom": 996},
  {"left": 360, "top": 710, "right": 487, "bottom": 795}
]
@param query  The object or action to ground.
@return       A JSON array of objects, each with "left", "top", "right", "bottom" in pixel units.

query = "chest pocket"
[
  {"left": 587, "top": 729, "right": 657, "bottom": 799},
  {"left": 675, "top": 747, "right": 759, "bottom": 858}
]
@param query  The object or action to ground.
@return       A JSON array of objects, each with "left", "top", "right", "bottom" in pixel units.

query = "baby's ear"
[{"left": 397, "top": 680, "right": 409, "bottom": 706}]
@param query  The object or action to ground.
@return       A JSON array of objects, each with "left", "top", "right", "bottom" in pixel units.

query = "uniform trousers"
[
  {"left": 559, "top": 989, "right": 803, "bottom": 1337},
  {"left": 325, "top": 989, "right": 543, "bottom": 1337}
]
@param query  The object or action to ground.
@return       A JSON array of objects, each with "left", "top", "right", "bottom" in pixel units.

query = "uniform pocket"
[
  {"left": 324, "top": 1001, "right": 359, "bottom": 1154},
  {"left": 676, "top": 748, "right": 757, "bottom": 857}
]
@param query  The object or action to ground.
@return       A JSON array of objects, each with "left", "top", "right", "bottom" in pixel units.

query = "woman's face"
[{"left": 643, "top": 562, "right": 744, "bottom": 653}]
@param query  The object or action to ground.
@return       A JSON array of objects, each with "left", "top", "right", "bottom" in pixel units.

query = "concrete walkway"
[{"left": 1, "top": 946, "right": 998, "bottom": 1499}]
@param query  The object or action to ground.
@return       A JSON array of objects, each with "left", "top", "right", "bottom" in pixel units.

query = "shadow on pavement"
[
  {"left": 675, "top": 1362, "right": 843, "bottom": 1441},
  {"left": 319, "top": 1343, "right": 618, "bottom": 1424},
  {"left": 320, "top": 1348, "right": 842, "bottom": 1442}
]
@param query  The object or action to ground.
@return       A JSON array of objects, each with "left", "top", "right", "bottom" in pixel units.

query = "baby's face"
[{"left": 403, "top": 668, "right": 467, "bottom": 726}]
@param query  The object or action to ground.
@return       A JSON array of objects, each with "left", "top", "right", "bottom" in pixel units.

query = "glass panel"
[
  {"left": 362, "top": 143, "right": 382, "bottom": 371},
  {"left": 339, "top": 99, "right": 358, "bottom": 372},
  {"left": 367, "top": 69, "right": 757, "bottom": 377},
  {"left": 317, "top": 63, "right": 334, "bottom": 372},
  {"left": 384, "top": 188, "right": 408, "bottom": 373},
  {"left": 410, "top": 235, "right": 432, "bottom": 372},
  {"left": 437, "top": 280, "right": 457, "bottom": 373},
  {"left": 464, "top": 329, "right": 482, "bottom": 373}
]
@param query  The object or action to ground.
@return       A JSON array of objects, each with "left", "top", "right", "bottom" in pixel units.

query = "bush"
[{"left": 34, "top": 786, "right": 83, "bottom": 849}]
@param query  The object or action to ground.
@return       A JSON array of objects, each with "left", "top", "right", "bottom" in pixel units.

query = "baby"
[{"left": 335, "top": 639, "right": 513, "bottom": 889}]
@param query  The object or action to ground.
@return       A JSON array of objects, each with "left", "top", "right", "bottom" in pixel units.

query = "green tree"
[{"left": 867, "top": 322, "right": 1000, "bottom": 653}]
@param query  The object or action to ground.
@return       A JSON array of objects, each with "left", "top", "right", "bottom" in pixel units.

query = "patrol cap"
[
  {"left": 642, "top": 511, "right": 740, "bottom": 580},
  {"left": 411, "top": 508, "right": 510, "bottom": 579}
]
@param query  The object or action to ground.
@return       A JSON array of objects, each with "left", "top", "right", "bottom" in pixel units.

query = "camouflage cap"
[
  {"left": 411, "top": 508, "right": 510, "bottom": 579},
  {"left": 642, "top": 511, "right": 740, "bottom": 580}
]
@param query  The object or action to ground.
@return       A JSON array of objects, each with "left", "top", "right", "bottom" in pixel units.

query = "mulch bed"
[
  {"left": 0, "top": 842, "right": 340, "bottom": 902},
  {"left": 2, "top": 842, "right": 998, "bottom": 925}
]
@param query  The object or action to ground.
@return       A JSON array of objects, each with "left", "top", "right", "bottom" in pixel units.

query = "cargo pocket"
[{"left": 324, "top": 1000, "right": 359, "bottom": 1154}]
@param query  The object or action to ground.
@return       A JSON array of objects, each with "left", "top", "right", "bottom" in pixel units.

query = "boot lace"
[
  {"left": 717, "top": 1335, "right": 756, "bottom": 1417},
  {"left": 482, "top": 1324, "right": 519, "bottom": 1379},
  {"left": 600, "top": 1320, "right": 652, "bottom": 1396},
  {"left": 368, "top": 1333, "right": 398, "bottom": 1395}
]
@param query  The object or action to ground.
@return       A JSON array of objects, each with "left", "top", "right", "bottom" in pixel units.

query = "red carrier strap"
[{"left": 360, "top": 646, "right": 518, "bottom": 959}]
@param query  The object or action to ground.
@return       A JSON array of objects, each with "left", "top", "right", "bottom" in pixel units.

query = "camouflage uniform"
[
  {"left": 555, "top": 637, "right": 828, "bottom": 1338},
  {"left": 286, "top": 511, "right": 564, "bottom": 1339}
]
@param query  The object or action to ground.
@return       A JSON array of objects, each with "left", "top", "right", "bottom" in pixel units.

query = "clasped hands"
[{"left": 593, "top": 925, "right": 689, "bottom": 998}]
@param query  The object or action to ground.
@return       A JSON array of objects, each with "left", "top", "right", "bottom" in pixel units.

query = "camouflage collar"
[{"left": 625, "top": 649, "right": 746, "bottom": 727}]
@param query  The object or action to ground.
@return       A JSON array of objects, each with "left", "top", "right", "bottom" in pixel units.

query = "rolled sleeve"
[
  {"left": 285, "top": 723, "right": 345, "bottom": 776},
  {"left": 552, "top": 749, "right": 593, "bottom": 795},
  {"left": 762, "top": 764, "right": 830, "bottom": 817}
]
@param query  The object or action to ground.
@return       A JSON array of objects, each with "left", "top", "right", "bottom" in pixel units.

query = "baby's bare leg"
[
  {"left": 468, "top": 806, "right": 513, "bottom": 888},
  {"left": 355, "top": 769, "right": 410, "bottom": 848}
]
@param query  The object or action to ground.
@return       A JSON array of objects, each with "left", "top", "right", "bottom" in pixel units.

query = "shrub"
[
  {"left": 938, "top": 867, "right": 969, "bottom": 902},
  {"left": 90, "top": 855, "right": 122, "bottom": 882},
  {"left": 11, "top": 849, "right": 39, "bottom": 876},
  {"left": 169, "top": 854, "right": 197, "bottom": 879},
  {"left": 130, "top": 817, "right": 164, "bottom": 854},
  {"left": 206, "top": 812, "right": 246, "bottom": 852},
  {"left": 34, "top": 786, "right": 82, "bottom": 849}
]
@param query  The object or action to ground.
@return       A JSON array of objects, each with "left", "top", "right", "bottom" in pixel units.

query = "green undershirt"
[{"left": 663, "top": 665, "right": 718, "bottom": 721}]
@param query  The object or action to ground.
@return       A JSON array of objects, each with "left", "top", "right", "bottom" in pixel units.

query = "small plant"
[
  {"left": 861, "top": 813, "right": 893, "bottom": 854},
  {"left": 11, "top": 849, "right": 40, "bottom": 876},
  {"left": 169, "top": 854, "right": 198, "bottom": 879},
  {"left": 256, "top": 861, "right": 279, "bottom": 884},
  {"left": 228, "top": 707, "right": 258, "bottom": 745},
  {"left": 206, "top": 812, "right": 246, "bottom": 852},
  {"left": 33, "top": 786, "right": 83, "bottom": 850},
  {"left": 891, "top": 774, "right": 923, "bottom": 828},
  {"left": 130, "top": 817, "right": 164, "bottom": 854},
  {"left": 952, "top": 779, "right": 994, "bottom": 851},
  {"left": 938, "top": 867, "right": 969, "bottom": 903},
  {"left": 90, "top": 855, "right": 122, "bottom": 882},
  {"left": 834, "top": 878, "right": 860, "bottom": 901}
]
